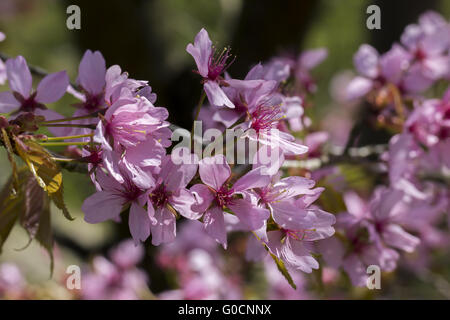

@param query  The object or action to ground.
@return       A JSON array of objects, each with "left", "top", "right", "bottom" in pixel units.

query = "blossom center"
[
  {"left": 15, "top": 92, "right": 43, "bottom": 113},
  {"left": 414, "top": 48, "right": 427, "bottom": 61},
  {"left": 215, "top": 185, "right": 234, "bottom": 208},
  {"left": 282, "top": 228, "right": 314, "bottom": 241},
  {"left": 122, "top": 180, "right": 143, "bottom": 202},
  {"left": 250, "top": 105, "right": 284, "bottom": 133},
  {"left": 83, "top": 92, "right": 104, "bottom": 111},
  {"left": 150, "top": 184, "right": 170, "bottom": 208},
  {"left": 207, "top": 47, "right": 234, "bottom": 81}
]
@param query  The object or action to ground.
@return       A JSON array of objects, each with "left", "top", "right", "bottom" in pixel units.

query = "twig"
[{"left": 282, "top": 144, "right": 388, "bottom": 170}]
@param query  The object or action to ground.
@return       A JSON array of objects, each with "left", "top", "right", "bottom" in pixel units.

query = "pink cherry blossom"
[
  {"left": 187, "top": 28, "right": 235, "bottom": 108},
  {"left": 0, "top": 56, "right": 68, "bottom": 121},
  {"left": 147, "top": 152, "right": 198, "bottom": 246},
  {"left": 82, "top": 168, "right": 152, "bottom": 244},
  {"left": 191, "top": 155, "right": 271, "bottom": 248}
]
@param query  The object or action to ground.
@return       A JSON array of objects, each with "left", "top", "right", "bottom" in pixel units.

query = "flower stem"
[
  {"left": 51, "top": 157, "right": 75, "bottom": 162},
  {"left": 42, "top": 133, "right": 94, "bottom": 141},
  {"left": 39, "top": 141, "right": 90, "bottom": 147},
  {"left": 41, "top": 111, "right": 102, "bottom": 124},
  {"left": 191, "top": 91, "right": 206, "bottom": 146},
  {"left": 41, "top": 123, "right": 96, "bottom": 129}
]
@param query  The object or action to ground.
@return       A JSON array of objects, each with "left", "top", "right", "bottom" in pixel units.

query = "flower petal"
[
  {"left": 6, "top": 56, "right": 32, "bottom": 98},
  {"left": 186, "top": 28, "right": 212, "bottom": 78},
  {"left": 198, "top": 155, "right": 231, "bottom": 190},
  {"left": 0, "top": 91, "right": 20, "bottom": 113},
  {"left": 346, "top": 76, "right": 373, "bottom": 100},
  {"left": 190, "top": 183, "right": 214, "bottom": 213},
  {"left": 204, "top": 81, "right": 235, "bottom": 108},
  {"left": 233, "top": 167, "right": 272, "bottom": 192},
  {"left": 354, "top": 44, "right": 379, "bottom": 78},
  {"left": 82, "top": 191, "right": 124, "bottom": 223},
  {"left": 228, "top": 198, "right": 270, "bottom": 230},
  {"left": 35, "top": 71, "right": 69, "bottom": 104},
  {"left": 150, "top": 206, "right": 176, "bottom": 246},
  {"left": 382, "top": 224, "right": 420, "bottom": 253},
  {"left": 203, "top": 206, "right": 227, "bottom": 249},
  {"left": 77, "top": 50, "right": 106, "bottom": 95},
  {"left": 129, "top": 201, "right": 151, "bottom": 244},
  {"left": 171, "top": 188, "right": 202, "bottom": 220}
]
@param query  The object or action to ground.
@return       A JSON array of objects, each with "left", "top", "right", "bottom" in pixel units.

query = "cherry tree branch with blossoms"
[{"left": 0, "top": 11, "right": 449, "bottom": 295}]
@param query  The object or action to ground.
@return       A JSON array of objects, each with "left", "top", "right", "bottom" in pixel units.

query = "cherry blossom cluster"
[
  {"left": 320, "top": 11, "right": 450, "bottom": 286},
  {"left": 0, "top": 27, "right": 336, "bottom": 284},
  {"left": 1, "top": 10, "right": 449, "bottom": 293}
]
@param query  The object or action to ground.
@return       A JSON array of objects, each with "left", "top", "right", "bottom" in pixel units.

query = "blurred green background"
[{"left": 0, "top": 0, "right": 449, "bottom": 299}]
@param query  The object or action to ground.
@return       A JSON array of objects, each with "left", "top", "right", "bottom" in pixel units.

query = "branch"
[{"left": 282, "top": 144, "right": 388, "bottom": 170}]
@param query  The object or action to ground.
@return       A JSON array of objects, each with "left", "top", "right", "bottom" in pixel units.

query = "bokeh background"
[{"left": 0, "top": 0, "right": 449, "bottom": 299}]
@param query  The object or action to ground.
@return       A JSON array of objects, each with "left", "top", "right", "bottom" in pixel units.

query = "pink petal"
[
  {"left": 120, "top": 158, "right": 155, "bottom": 190},
  {"left": 296, "top": 187, "right": 324, "bottom": 208},
  {"left": 271, "top": 176, "right": 316, "bottom": 201},
  {"left": 129, "top": 201, "right": 151, "bottom": 244},
  {"left": 199, "top": 155, "right": 231, "bottom": 190},
  {"left": 245, "top": 234, "right": 267, "bottom": 262},
  {"left": 204, "top": 81, "right": 235, "bottom": 108},
  {"left": 402, "top": 64, "right": 434, "bottom": 93},
  {"left": 353, "top": 44, "right": 379, "bottom": 78},
  {"left": 102, "top": 149, "right": 125, "bottom": 185},
  {"left": 272, "top": 202, "right": 335, "bottom": 230},
  {"left": 190, "top": 183, "right": 214, "bottom": 213},
  {"left": 228, "top": 198, "right": 270, "bottom": 230},
  {"left": 342, "top": 254, "right": 367, "bottom": 287},
  {"left": 244, "top": 63, "right": 264, "bottom": 80},
  {"left": 150, "top": 206, "right": 175, "bottom": 246},
  {"left": 96, "top": 169, "right": 123, "bottom": 191},
  {"left": 380, "top": 44, "right": 411, "bottom": 84},
  {"left": 283, "top": 238, "right": 319, "bottom": 273},
  {"left": 0, "top": 91, "right": 20, "bottom": 113},
  {"left": 382, "top": 224, "right": 420, "bottom": 253},
  {"left": 77, "top": 50, "right": 106, "bottom": 95},
  {"left": 267, "top": 231, "right": 318, "bottom": 273},
  {"left": 124, "top": 139, "right": 164, "bottom": 168},
  {"left": 170, "top": 189, "right": 202, "bottom": 220},
  {"left": 346, "top": 76, "right": 373, "bottom": 100},
  {"left": 5, "top": 56, "right": 32, "bottom": 98},
  {"left": 186, "top": 28, "right": 212, "bottom": 78},
  {"left": 316, "top": 237, "right": 345, "bottom": 268},
  {"left": 212, "top": 108, "right": 241, "bottom": 128},
  {"left": 82, "top": 191, "right": 124, "bottom": 223},
  {"left": 233, "top": 167, "right": 272, "bottom": 192},
  {"left": 0, "top": 59, "right": 7, "bottom": 85},
  {"left": 35, "top": 71, "right": 69, "bottom": 104},
  {"left": 299, "top": 48, "right": 328, "bottom": 70},
  {"left": 159, "top": 154, "right": 198, "bottom": 191},
  {"left": 343, "top": 191, "right": 368, "bottom": 218},
  {"left": 203, "top": 206, "right": 227, "bottom": 249}
]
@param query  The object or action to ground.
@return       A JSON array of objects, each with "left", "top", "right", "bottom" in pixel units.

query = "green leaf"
[
  {"left": 20, "top": 172, "right": 49, "bottom": 241},
  {"left": 0, "top": 169, "right": 55, "bottom": 274},
  {"left": 1, "top": 128, "right": 19, "bottom": 191},
  {"left": 269, "top": 251, "right": 297, "bottom": 290},
  {"left": 0, "top": 169, "right": 28, "bottom": 253},
  {"left": 35, "top": 199, "right": 54, "bottom": 276},
  {"left": 14, "top": 137, "right": 73, "bottom": 220}
]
